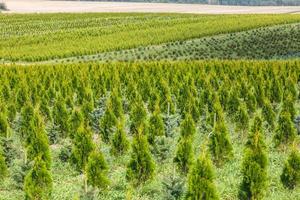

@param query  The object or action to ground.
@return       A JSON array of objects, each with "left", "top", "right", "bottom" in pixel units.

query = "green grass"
[{"left": 1, "top": 13, "right": 300, "bottom": 62}]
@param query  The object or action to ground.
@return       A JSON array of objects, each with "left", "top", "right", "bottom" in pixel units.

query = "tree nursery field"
[{"left": 0, "top": 12, "right": 300, "bottom": 200}]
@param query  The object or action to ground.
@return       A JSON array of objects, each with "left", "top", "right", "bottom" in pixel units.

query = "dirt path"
[{"left": 2, "top": 0, "right": 300, "bottom": 14}]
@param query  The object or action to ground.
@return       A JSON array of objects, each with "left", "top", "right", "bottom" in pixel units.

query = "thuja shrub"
[
  {"left": 186, "top": 151, "right": 219, "bottom": 200},
  {"left": 274, "top": 111, "right": 296, "bottom": 147},
  {"left": 126, "top": 131, "right": 155, "bottom": 184},
  {"left": 209, "top": 119, "right": 233, "bottom": 166},
  {"left": 281, "top": 147, "right": 300, "bottom": 189},
  {"left": 239, "top": 114, "right": 268, "bottom": 200}
]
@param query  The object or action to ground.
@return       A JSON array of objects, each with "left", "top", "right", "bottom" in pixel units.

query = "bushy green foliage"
[
  {"left": 186, "top": 152, "right": 219, "bottom": 200},
  {"left": 261, "top": 98, "right": 275, "bottom": 129},
  {"left": 281, "top": 148, "right": 300, "bottom": 189},
  {"left": 111, "top": 120, "right": 130, "bottom": 156},
  {"left": 239, "top": 114, "right": 268, "bottom": 200},
  {"left": 148, "top": 104, "right": 165, "bottom": 144},
  {"left": 86, "top": 151, "right": 109, "bottom": 190},
  {"left": 126, "top": 131, "right": 155, "bottom": 184},
  {"left": 129, "top": 100, "right": 148, "bottom": 134},
  {"left": 71, "top": 125, "right": 95, "bottom": 171},
  {"left": 24, "top": 157, "right": 53, "bottom": 200},
  {"left": 100, "top": 103, "right": 117, "bottom": 143},
  {"left": 174, "top": 113, "right": 195, "bottom": 174},
  {"left": 52, "top": 98, "right": 69, "bottom": 138},
  {"left": 0, "top": 60, "right": 300, "bottom": 199},
  {"left": 68, "top": 109, "right": 84, "bottom": 139},
  {"left": 235, "top": 103, "right": 249, "bottom": 131},
  {"left": 274, "top": 111, "right": 296, "bottom": 147},
  {"left": 26, "top": 124, "right": 52, "bottom": 169},
  {"left": 162, "top": 174, "right": 184, "bottom": 200},
  {"left": 174, "top": 137, "right": 194, "bottom": 175},
  {"left": 0, "top": 148, "right": 7, "bottom": 181},
  {"left": 209, "top": 119, "right": 233, "bottom": 166},
  {"left": 281, "top": 95, "right": 296, "bottom": 121},
  {"left": 0, "top": 113, "right": 9, "bottom": 138},
  {"left": 179, "top": 113, "right": 196, "bottom": 138}
]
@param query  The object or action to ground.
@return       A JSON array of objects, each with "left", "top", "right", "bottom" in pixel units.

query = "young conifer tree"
[
  {"left": 239, "top": 114, "right": 268, "bottom": 200},
  {"left": 129, "top": 99, "right": 148, "bottom": 135},
  {"left": 111, "top": 120, "right": 130, "bottom": 156},
  {"left": 174, "top": 137, "right": 194, "bottom": 175},
  {"left": 68, "top": 109, "right": 84, "bottom": 139},
  {"left": 100, "top": 103, "right": 117, "bottom": 143},
  {"left": 86, "top": 150, "right": 109, "bottom": 190},
  {"left": 270, "top": 78, "right": 282, "bottom": 103},
  {"left": 126, "top": 129, "right": 155, "bottom": 184},
  {"left": 0, "top": 148, "right": 7, "bottom": 181},
  {"left": 71, "top": 125, "right": 95, "bottom": 172},
  {"left": 209, "top": 119, "right": 233, "bottom": 166},
  {"left": 174, "top": 113, "right": 196, "bottom": 174},
  {"left": 281, "top": 147, "right": 300, "bottom": 189},
  {"left": 179, "top": 113, "right": 196, "bottom": 138},
  {"left": 52, "top": 98, "right": 69, "bottom": 138},
  {"left": 0, "top": 113, "right": 9, "bottom": 138},
  {"left": 261, "top": 98, "right": 275, "bottom": 130},
  {"left": 24, "top": 156, "right": 53, "bottom": 200},
  {"left": 227, "top": 89, "right": 240, "bottom": 115},
  {"left": 186, "top": 151, "right": 219, "bottom": 200},
  {"left": 281, "top": 94, "right": 296, "bottom": 121},
  {"left": 110, "top": 89, "right": 124, "bottom": 120},
  {"left": 245, "top": 88, "right": 257, "bottom": 115},
  {"left": 26, "top": 121, "right": 52, "bottom": 170},
  {"left": 235, "top": 103, "right": 249, "bottom": 131},
  {"left": 148, "top": 103, "right": 165, "bottom": 144},
  {"left": 274, "top": 111, "right": 296, "bottom": 147}
]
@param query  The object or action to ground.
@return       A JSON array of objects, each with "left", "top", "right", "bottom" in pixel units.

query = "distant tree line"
[{"left": 67, "top": 0, "right": 300, "bottom": 6}]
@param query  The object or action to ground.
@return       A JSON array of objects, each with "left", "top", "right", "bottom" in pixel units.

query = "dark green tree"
[
  {"left": 239, "top": 114, "right": 268, "bottom": 200},
  {"left": 52, "top": 98, "right": 69, "bottom": 138},
  {"left": 281, "top": 147, "right": 300, "bottom": 189},
  {"left": 126, "top": 131, "right": 155, "bottom": 184},
  {"left": 174, "top": 137, "right": 194, "bottom": 175},
  {"left": 68, "top": 108, "right": 84, "bottom": 139},
  {"left": 0, "top": 148, "right": 7, "bottom": 181},
  {"left": 148, "top": 104, "right": 165, "bottom": 144},
  {"left": 227, "top": 89, "right": 240, "bottom": 115},
  {"left": 26, "top": 122, "right": 52, "bottom": 169},
  {"left": 281, "top": 95, "right": 296, "bottom": 121},
  {"left": 261, "top": 98, "right": 275, "bottom": 130},
  {"left": 111, "top": 120, "right": 130, "bottom": 156},
  {"left": 110, "top": 89, "right": 124, "bottom": 119},
  {"left": 86, "top": 151, "right": 109, "bottom": 191},
  {"left": 129, "top": 100, "right": 148, "bottom": 134},
  {"left": 0, "top": 113, "right": 9, "bottom": 138},
  {"left": 100, "top": 104, "right": 117, "bottom": 143},
  {"left": 186, "top": 152, "right": 219, "bottom": 200},
  {"left": 270, "top": 78, "right": 282, "bottom": 103},
  {"left": 24, "top": 157, "right": 53, "bottom": 200},
  {"left": 209, "top": 119, "right": 233, "bottom": 166},
  {"left": 71, "top": 125, "right": 95, "bottom": 171},
  {"left": 235, "top": 103, "right": 249, "bottom": 131},
  {"left": 180, "top": 113, "right": 196, "bottom": 138},
  {"left": 274, "top": 111, "right": 296, "bottom": 147}
]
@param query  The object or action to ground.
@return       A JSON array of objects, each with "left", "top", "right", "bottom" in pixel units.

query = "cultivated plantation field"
[
  {"left": 0, "top": 10, "right": 300, "bottom": 200},
  {"left": 1, "top": 14, "right": 300, "bottom": 62}
]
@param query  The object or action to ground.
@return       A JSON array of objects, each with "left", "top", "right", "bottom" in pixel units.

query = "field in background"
[
  {"left": 2, "top": 0, "right": 300, "bottom": 14},
  {"left": 1, "top": 13, "right": 300, "bottom": 62},
  {"left": 1, "top": 9, "right": 300, "bottom": 200}
]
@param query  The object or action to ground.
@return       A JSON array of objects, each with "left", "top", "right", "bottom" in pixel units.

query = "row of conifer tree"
[{"left": 0, "top": 61, "right": 300, "bottom": 199}]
